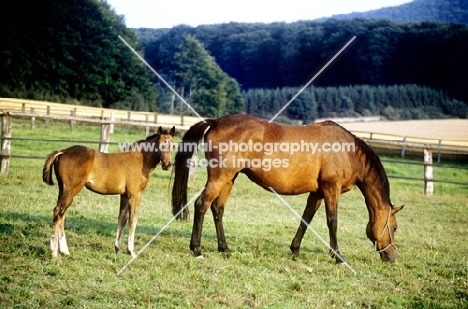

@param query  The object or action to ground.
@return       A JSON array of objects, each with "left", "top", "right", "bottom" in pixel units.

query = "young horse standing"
[
  {"left": 172, "top": 115, "right": 403, "bottom": 263},
  {"left": 43, "top": 126, "right": 175, "bottom": 258}
]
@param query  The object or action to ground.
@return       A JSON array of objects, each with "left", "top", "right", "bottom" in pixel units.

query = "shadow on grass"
[
  {"left": 0, "top": 211, "right": 194, "bottom": 258},
  {"left": 1, "top": 211, "right": 325, "bottom": 259}
]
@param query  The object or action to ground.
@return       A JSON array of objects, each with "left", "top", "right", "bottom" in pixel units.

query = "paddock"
[{"left": 0, "top": 118, "right": 466, "bottom": 307}]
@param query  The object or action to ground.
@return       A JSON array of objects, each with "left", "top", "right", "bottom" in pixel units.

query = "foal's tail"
[
  {"left": 172, "top": 119, "right": 216, "bottom": 220},
  {"left": 42, "top": 151, "right": 63, "bottom": 185}
]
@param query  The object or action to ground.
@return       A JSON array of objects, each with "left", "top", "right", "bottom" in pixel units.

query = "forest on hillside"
[
  {"left": 137, "top": 19, "right": 468, "bottom": 102},
  {"left": 321, "top": 0, "right": 468, "bottom": 24},
  {"left": 0, "top": 0, "right": 156, "bottom": 109},
  {"left": 242, "top": 85, "right": 466, "bottom": 124},
  {"left": 138, "top": 18, "right": 468, "bottom": 120}
]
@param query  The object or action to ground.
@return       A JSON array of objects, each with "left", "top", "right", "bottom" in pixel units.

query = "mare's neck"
[
  {"left": 358, "top": 181, "right": 389, "bottom": 219},
  {"left": 357, "top": 151, "right": 392, "bottom": 218}
]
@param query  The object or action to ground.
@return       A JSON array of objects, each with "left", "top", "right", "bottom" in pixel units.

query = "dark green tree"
[
  {"left": 0, "top": 0, "right": 156, "bottom": 108},
  {"left": 172, "top": 35, "right": 244, "bottom": 117}
]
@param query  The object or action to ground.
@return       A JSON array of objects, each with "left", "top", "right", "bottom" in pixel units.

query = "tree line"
[
  {"left": 242, "top": 84, "right": 467, "bottom": 124},
  {"left": 0, "top": 0, "right": 155, "bottom": 109},
  {"left": 138, "top": 18, "right": 468, "bottom": 116},
  {"left": 319, "top": 0, "right": 468, "bottom": 24}
]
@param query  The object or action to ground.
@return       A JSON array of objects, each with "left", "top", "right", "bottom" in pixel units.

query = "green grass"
[{"left": 1, "top": 119, "right": 467, "bottom": 308}]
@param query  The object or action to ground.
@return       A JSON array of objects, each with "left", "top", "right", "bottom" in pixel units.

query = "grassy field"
[{"left": 1, "top": 119, "right": 467, "bottom": 308}]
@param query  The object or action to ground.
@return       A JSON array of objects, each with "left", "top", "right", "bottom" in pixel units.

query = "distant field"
[{"left": 340, "top": 119, "right": 468, "bottom": 145}]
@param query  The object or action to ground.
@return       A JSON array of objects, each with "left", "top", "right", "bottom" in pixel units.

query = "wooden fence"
[
  {"left": 0, "top": 97, "right": 202, "bottom": 127},
  {"left": 2, "top": 112, "right": 467, "bottom": 194}
]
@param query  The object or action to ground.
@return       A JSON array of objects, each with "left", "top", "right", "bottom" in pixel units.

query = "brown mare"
[
  {"left": 43, "top": 126, "right": 176, "bottom": 258},
  {"left": 172, "top": 115, "right": 403, "bottom": 263}
]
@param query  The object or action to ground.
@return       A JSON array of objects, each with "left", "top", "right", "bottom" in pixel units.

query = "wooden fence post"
[
  {"left": 1, "top": 114, "right": 12, "bottom": 175},
  {"left": 70, "top": 109, "right": 76, "bottom": 133},
  {"left": 46, "top": 105, "right": 50, "bottom": 123},
  {"left": 145, "top": 114, "right": 150, "bottom": 137},
  {"left": 30, "top": 108, "right": 36, "bottom": 130},
  {"left": 109, "top": 112, "right": 115, "bottom": 134},
  {"left": 401, "top": 136, "right": 407, "bottom": 159},
  {"left": 99, "top": 123, "right": 111, "bottom": 153},
  {"left": 424, "top": 149, "right": 433, "bottom": 195}
]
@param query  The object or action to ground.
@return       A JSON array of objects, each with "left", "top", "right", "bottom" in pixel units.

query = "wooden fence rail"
[
  {"left": 1, "top": 112, "right": 467, "bottom": 193},
  {"left": 0, "top": 97, "right": 202, "bottom": 127}
]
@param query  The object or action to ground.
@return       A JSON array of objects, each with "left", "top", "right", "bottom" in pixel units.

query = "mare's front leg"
[
  {"left": 126, "top": 193, "right": 142, "bottom": 258},
  {"left": 290, "top": 193, "right": 323, "bottom": 256},
  {"left": 323, "top": 184, "right": 342, "bottom": 263},
  {"left": 114, "top": 196, "right": 129, "bottom": 254}
]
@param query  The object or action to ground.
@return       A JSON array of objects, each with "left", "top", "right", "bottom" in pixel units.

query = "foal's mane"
[{"left": 322, "top": 121, "right": 391, "bottom": 205}]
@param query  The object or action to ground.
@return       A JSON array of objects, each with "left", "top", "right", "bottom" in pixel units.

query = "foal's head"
[
  {"left": 366, "top": 205, "right": 404, "bottom": 263},
  {"left": 156, "top": 126, "right": 176, "bottom": 170}
]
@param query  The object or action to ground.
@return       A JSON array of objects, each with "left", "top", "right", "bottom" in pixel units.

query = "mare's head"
[
  {"left": 155, "top": 126, "right": 176, "bottom": 170},
  {"left": 366, "top": 205, "right": 404, "bottom": 262}
]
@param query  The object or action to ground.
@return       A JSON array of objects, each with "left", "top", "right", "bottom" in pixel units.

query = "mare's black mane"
[{"left": 321, "top": 121, "right": 391, "bottom": 205}]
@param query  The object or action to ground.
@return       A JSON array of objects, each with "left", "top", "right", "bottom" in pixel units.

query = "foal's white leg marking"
[
  {"left": 114, "top": 236, "right": 121, "bottom": 253},
  {"left": 59, "top": 234, "right": 70, "bottom": 255},
  {"left": 50, "top": 235, "right": 58, "bottom": 258},
  {"left": 127, "top": 233, "right": 136, "bottom": 257}
]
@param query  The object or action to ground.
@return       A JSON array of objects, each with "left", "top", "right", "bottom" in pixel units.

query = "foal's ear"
[
  {"left": 392, "top": 205, "right": 404, "bottom": 214},
  {"left": 157, "top": 126, "right": 162, "bottom": 135},
  {"left": 170, "top": 126, "right": 176, "bottom": 136}
]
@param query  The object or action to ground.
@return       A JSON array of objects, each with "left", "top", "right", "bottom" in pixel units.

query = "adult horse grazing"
[
  {"left": 172, "top": 115, "right": 403, "bottom": 263},
  {"left": 43, "top": 126, "right": 176, "bottom": 258}
]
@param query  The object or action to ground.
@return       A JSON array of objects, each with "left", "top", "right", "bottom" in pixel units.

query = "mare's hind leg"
[
  {"left": 323, "top": 184, "right": 342, "bottom": 263},
  {"left": 190, "top": 181, "right": 226, "bottom": 257},
  {"left": 290, "top": 193, "right": 323, "bottom": 256},
  {"left": 114, "top": 196, "right": 129, "bottom": 254},
  {"left": 210, "top": 181, "right": 235, "bottom": 253}
]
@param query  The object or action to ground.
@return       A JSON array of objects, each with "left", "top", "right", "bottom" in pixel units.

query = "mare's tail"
[
  {"left": 172, "top": 119, "right": 216, "bottom": 220},
  {"left": 42, "top": 151, "right": 63, "bottom": 185}
]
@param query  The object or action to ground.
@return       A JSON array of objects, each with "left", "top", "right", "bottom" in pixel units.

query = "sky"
[{"left": 106, "top": 0, "right": 414, "bottom": 29}]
